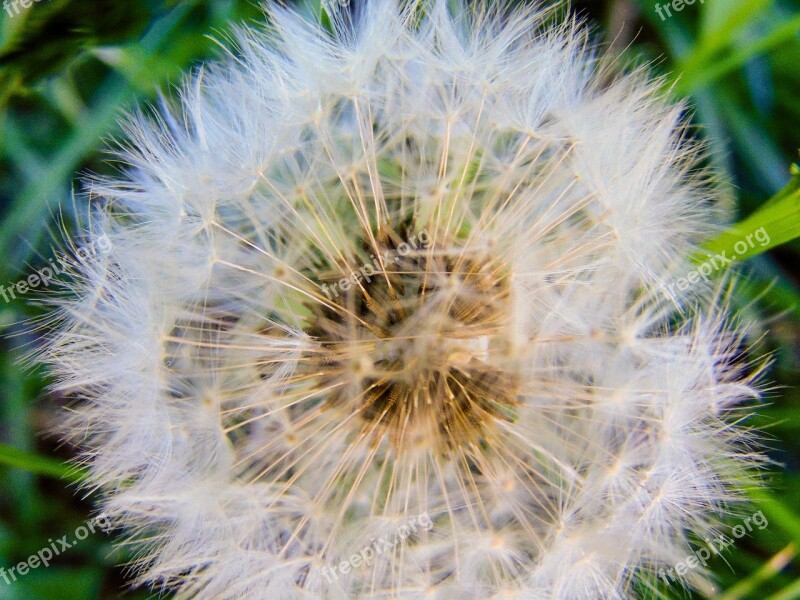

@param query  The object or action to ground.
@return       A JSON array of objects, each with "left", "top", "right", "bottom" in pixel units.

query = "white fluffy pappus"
[{"left": 36, "top": 1, "right": 767, "bottom": 598}]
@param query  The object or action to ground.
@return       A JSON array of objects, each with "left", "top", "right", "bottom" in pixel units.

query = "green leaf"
[
  {"left": 699, "top": 165, "right": 800, "bottom": 263},
  {"left": 694, "top": 0, "right": 774, "bottom": 65},
  {"left": 748, "top": 487, "right": 800, "bottom": 543},
  {"left": 715, "top": 543, "right": 797, "bottom": 600},
  {"left": 765, "top": 578, "right": 800, "bottom": 600},
  {"left": 0, "top": 444, "right": 85, "bottom": 483},
  {"left": 680, "top": 13, "right": 800, "bottom": 92}
]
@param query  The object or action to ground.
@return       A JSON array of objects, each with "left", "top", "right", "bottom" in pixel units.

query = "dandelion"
[{"left": 39, "top": 1, "right": 765, "bottom": 598}]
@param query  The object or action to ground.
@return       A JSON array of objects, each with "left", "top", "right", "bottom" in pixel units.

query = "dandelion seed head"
[{"left": 38, "top": 1, "right": 765, "bottom": 598}]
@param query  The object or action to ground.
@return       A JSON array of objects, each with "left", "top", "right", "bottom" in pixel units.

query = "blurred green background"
[{"left": 0, "top": 1, "right": 798, "bottom": 598}]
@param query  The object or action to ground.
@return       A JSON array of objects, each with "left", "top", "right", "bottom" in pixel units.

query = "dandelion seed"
[{"left": 38, "top": 1, "right": 765, "bottom": 598}]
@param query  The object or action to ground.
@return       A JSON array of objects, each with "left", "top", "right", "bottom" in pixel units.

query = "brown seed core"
[{"left": 304, "top": 228, "right": 519, "bottom": 453}]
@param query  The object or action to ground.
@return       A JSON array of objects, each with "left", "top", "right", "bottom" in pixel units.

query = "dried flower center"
[{"left": 304, "top": 228, "right": 519, "bottom": 453}]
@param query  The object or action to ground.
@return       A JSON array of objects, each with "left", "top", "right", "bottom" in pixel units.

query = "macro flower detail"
[{"left": 39, "top": 1, "right": 764, "bottom": 599}]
